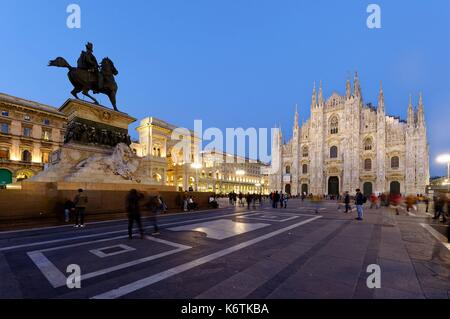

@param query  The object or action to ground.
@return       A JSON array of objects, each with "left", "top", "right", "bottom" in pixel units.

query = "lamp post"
[
  {"left": 437, "top": 154, "right": 450, "bottom": 180},
  {"left": 191, "top": 162, "right": 202, "bottom": 192}
]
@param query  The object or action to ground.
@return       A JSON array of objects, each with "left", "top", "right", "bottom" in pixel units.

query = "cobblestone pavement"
[{"left": 0, "top": 199, "right": 448, "bottom": 299}]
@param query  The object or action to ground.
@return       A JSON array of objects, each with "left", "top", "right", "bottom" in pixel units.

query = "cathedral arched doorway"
[
  {"left": 301, "top": 184, "right": 308, "bottom": 195},
  {"left": 363, "top": 182, "right": 373, "bottom": 197},
  {"left": 285, "top": 184, "right": 291, "bottom": 195},
  {"left": 390, "top": 181, "right": 401, "bottom": 195},
  {"left": 328, "top": 177, "right": 339, "bottom": 196}
]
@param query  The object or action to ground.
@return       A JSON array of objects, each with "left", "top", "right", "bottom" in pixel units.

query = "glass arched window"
[
  {"left": 364, "top": 158, "right": 372, "bottom": 171},
  {"left": 285, "top": 165, "right": 291, "bottom": 174},
  {"left": 22, "top": 150, "right": 32, "bottom": 162},
  {"left": 302, "top": 164, "right": 308, "bottom": 174},
  {"left": 330, "top": 146, "right": 338, "bottom": 159},
  {"left": 302, "top": 146, "right": 309, "bottom": 158},
  {"left": 364, "top": 138, "right": 373, "bottom": 151},
  {"left": 391, "top": 156, "right": 400, "bottom": 169},
  {"left": 330, "top": 116, "right": 339, "bottom": 134}
]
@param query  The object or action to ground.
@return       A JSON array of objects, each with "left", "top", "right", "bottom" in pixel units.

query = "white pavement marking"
[
  {"left": 0, "top": 211, "right": 256, "bottom": 252},
  {"left": 0, "top": 207, "right": 235, "bottom": 235},
  {"left": 237, "top": 212, "right": 300, "bottom": 222},
  {"left": 168, "top": 219, "right": 269, "bottom": 240},
  {"left": 91, "top": 215, "right": 322, "bottom": 299},
  {"left": 28, "top": 236, "right": 192, "bottom": 288},
  {"left": 90, "top": 244, "right": 136, "bottom": 258},
  {"left": 420, "top": 223, "right": 450, "bottom": 251}
]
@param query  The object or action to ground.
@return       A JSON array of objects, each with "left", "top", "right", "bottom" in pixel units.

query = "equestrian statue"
[{"left": 49, "top": 42, "right": 119, "bottom": 111}]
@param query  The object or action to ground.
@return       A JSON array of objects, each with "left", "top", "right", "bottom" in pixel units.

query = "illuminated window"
[
  {"left": 42, "top": 130, "right": 51, "bottom": 141},
  {"left": 24, "top": 115, "right": 31, "bottom": 121},
  {"left": 42, "top": 152, "right": 50, "bottom": 164},
  {"left": 0, "top": 147, "right": 9, "bottom": 160}
]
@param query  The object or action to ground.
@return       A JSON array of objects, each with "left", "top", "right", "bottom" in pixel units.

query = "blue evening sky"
[{"left": 1, "top": 0, "right": 450, "bottom": 176}]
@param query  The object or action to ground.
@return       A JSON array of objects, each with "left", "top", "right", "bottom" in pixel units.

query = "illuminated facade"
[
  {"left": 270, "top": 74, "right": 430, "bottom": 196},
  {"left": 0, "top": 93, "right": 66, "bottom": 186}
]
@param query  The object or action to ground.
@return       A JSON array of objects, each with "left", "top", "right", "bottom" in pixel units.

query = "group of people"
[
  {"left": 63, "top": 188, "right": 165, "bottom": 239},
  {"left": 227, "top": 192, "right": 264, "bottom": 209},
  {"left": 268, "top": 191, "right": 289, "bottom": 209}
]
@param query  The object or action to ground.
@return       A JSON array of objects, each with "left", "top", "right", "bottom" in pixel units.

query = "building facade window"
[
  {"left": 285, "top": 165, "right": 291, "bottom": 174},
  {"left": 41, "top": 152, "right": 50, "bottom": 164},
  {"left": 391, "top": 156, "right": 400, "bottom": 169},
  {"left": 364, "top": 158, "right": 372, "bottom": 171},
  {"left": 24, "top": 115, "right": 31, "bottom": 121},
  {"left": 302, "top": 146, "right": 309, "bottom": 157},
  {"left": 364, "top": 138, "right": 373, "bottom": 151},
  {"left": 1, "top": 111, "right": 9, "bottom": 117},
  {"left": 330, "top": 116, "right": 339, "bottom": 134},
  {"left": 22, "top": 150, "right": 32, "bottom": 162},
  {"left": 1, "top": 123, "right": 9, "bottom": 134},
  {"left": 302, "top": 164, "right": 308, "bottom": 174},
  {"left": 23, "top": 126, "right": 32, "bottom": 137},
  {"left": 42, "top": 129, "right": 51, "bottom": 141},
  {"left": 43, "top": 118, "right": 50, "bottom": 125},
  {"left": 330, "top": 146, "right": 338, "bottom": 159},
  {"left": 0, "top": 147, "right": 9, "bottom": 160}
]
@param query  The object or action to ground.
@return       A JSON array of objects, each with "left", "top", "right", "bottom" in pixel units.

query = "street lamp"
[
  {"left": 437, "top": 154, "right": 450, "bottom": 180},
  {"left": 191, "top": 162, "right": 202, "bottom": 192}
]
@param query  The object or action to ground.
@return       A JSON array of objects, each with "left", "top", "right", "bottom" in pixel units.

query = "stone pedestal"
[{"left": 30, "top": 99, "right": 168, "bottom": 188}]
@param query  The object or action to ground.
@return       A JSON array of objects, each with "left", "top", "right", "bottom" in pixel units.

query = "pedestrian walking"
[
  {"left": 355, "top": 189, "right": 365, "bottom": 221},
  {"left": 126, "top": 189, "right": 145, "bottom": 239},
  {"left": 282, "top": 193, "right": 288, "bottom": 208},
  {"left": 344, "top": 191, "right": 351, "bottom": 213},
  {"left": 64, "top": 199, "right": 75, "bottom": 223},
  {"left": 147, "top": 195, "right": 161, "bottom": 235},
  {"left": 73, "top": 189, "right": 88, "bottom": 228}
]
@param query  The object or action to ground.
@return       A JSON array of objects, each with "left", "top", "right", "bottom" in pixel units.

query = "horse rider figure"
[{"left": 77, "top": 42, "right": 103, "bottom": 92}]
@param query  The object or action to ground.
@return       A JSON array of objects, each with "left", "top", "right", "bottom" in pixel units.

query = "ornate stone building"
[
  {"left": 269, "top": 73, "right": 430, "bottom": 196},
  {"left": 131, "top": 117, "right": 269, "bottom": 194},
  {"left": 0, "top": 93, "right": 66, "bottom": 186}
]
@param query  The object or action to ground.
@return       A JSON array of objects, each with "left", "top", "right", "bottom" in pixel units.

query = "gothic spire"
[
  {"left": 318, "top": 81, "right": 324, "bottom": 106},
  {"left": 294, "top": 104, "right": 299, "bottom": 130},
  {"left": 407, "top": 94, "right": 414, "bottom": 127},
  {"left": 311, "top": 82, "right": 317, "bottom": 108},
  {"left": 346, "top": 77, "right": 351, "bottom": 99},
  {"left": 378, "top": 81, "right": 384, "bottom": 113},
  {"left": 354, "top": 72, "right": 361, "bottom": 98},
  {"left": 417, "top": 92, "right": 425, "bottom": 127}
]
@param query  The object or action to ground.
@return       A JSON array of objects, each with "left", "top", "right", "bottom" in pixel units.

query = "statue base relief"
[{"left": 29, "top": 99, "right": 171, "bottom": 189}]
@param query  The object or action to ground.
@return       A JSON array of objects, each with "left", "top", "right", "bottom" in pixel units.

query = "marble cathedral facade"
[{"left": 269, "top": 73, "right": 430, "bottom": 196}]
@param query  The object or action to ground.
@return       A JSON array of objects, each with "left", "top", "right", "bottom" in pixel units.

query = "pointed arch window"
[
  {"left": 302, "top": 164, "right": 308, "bottom": 174},
  {"left": 364, "top": 158, "right": 372, "bottom": 171},
  {"left": 330, "top": 146, "right": 338, "bottom": 159},
  {"left": 285, "top": 165, "right": 291, "bottom": 174},
  {"left": 364, "top": 138, "right": 373, "bottom": 151},
  {"left": 391, "top": 156, "right": 400, "bottom": 169},
  {"left": 302, "top": 146, "right": 309, "bottom": 158},
  {"left": 330, "top": 116, "right": 339, "bottom": 134}
]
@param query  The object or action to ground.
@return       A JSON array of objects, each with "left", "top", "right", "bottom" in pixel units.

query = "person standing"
[
  {"left": 355, "top": 189, "right": 364, "bottom": 221},
  {"left": 344, "top": 191, "right": 351, "bottom": 213},
  {"left": 126, "top": 189, "right": 145, "bottom": 239},
  {"left": 73, "top": 189, "right": 88, "bottom": 228},
  {"left": 283, "top": 193, "right": 288, "bottom": 208},
  {"left": 64, "top": 199, "right": 75, "bottom": 223},
  {"left": 147, "top": 195, "right": 161, "bottom": 235}
]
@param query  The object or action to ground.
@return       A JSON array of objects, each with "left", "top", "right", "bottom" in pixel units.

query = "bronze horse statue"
[{"left": 49, "top": 57, "right": 119, "bottom": 111}]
